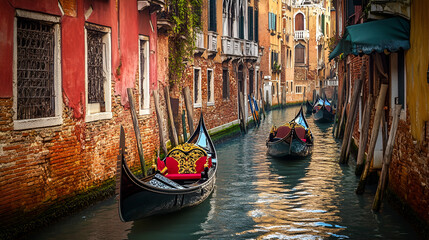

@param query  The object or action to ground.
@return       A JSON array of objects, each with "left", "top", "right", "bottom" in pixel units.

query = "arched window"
[
  {"left": 295, "top": 43, "right": 305, "bottom": 64},
  {"left": 295, "top": 13, "right": 304, "bottom": 31}
]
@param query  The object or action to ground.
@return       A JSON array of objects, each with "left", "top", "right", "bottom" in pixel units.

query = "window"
[
  {"left": 248, "top": 6, "right": 253, "bottom": 41},
  {"left": 269, "top": 12, "right": 277, "bottom": 31},
  {"left": 271, "top": 51, "right": 279, "bottom": 70},
  {"left": 209, "top": 0, "right": 217, "bottom": 32},
  {"left": 139, "top": 35, "right": 150, "bottom": 115},
  {"left": 13, "top": 10, "right": 62, "bottom": 130},
  {"left": 296, "top": 85, "right": 303, "bottom": 94},
  {"left": 222, "top": 68, "right": 229, "bottom": 99},
  {"left": 249, "top": 69, "right": 254, "bottom": 96},
  {"left": 193, "top": 67, "right": 202, "bottom": 107},
  {"left": 295, "top": 13, "right": 304, "bottom": 31},
  {"left": 85, "top": 23, "right": 112, "bottom": 122},
  {"left": 295, "top": 43, "right": 305, "bottom": 64},
  {"left": 255, "top": 10, "right": 259, "bottom": 42},
  {"left": 207, "top": 69, "right": 214, "bottom": 105}
]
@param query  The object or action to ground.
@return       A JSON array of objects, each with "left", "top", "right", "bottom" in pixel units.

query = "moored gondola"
[
  {"left": 306, "top": 100, "right": 314, "bottom": 114},
  {"left": 117, "top": 115, "right": 217, "bottom": 222},
  {"left": 313, "top": 97, "right": 335, "bottom": 123},
  {"left": 266, "top": 107, "right": 314, "bottom": 157}
]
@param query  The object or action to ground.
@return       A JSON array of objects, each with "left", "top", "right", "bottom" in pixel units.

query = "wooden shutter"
[{"left": 295, "top": 13, "right": 304, "bottom": 31}]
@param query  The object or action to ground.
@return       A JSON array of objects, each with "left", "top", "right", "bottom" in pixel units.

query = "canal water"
[{"left": 30, "top": 106, "right": 419, "bottom": 239}]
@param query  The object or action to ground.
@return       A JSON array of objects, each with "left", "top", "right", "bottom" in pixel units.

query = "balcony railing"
[
  {"left": 294, "top": 30, "right": 309, "bottom": 41},
  {"left": 316, "top": 30, "right": 324, "bottom": 41},
  {"left": 207, "top": 31, "right": 218, "bottom": 53},
  {"left": 221, "top": 36, "right": 258, "bottom": 58},
  {"left": 195, "top": 31, "right": 205, "bottom": 50},
  {"left": 324, "top": 77, "right": 338, "bottom": 87}
]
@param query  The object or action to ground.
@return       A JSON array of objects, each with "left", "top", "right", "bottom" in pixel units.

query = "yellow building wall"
[{"left": 406, "top": 0, "right": 429, "bottom": 142}]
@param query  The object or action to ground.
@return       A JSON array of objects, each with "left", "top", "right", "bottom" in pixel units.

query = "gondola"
[
  {"left": 305, "top": 100, "right": 313, "bottom": 114},
  {"left": 266, "top": 107, "right": 313, "bottom": 157},
  {"left": 117, "top": 115, "right": 217, "bottom": 222},
  {"left": 313, "top": 97, "right": 335, "bottom": 123}
]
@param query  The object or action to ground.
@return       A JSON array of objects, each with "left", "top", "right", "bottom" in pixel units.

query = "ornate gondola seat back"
[
  {"left": 159, "top": 143, "right": 212, "bottom": 180},
  {"left": 275, "top": 125, "right": 291, "bottom": 139},
  {"left": 294, "top": 125, "right": 306, "bottom": 142}
]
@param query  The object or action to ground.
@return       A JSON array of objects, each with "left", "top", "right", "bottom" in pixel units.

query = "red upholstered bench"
[
  {"left": 275, "top": 126, "right": 291, "bottom": 139},
  {"left": 294, "top": 126, "right": 307, "bottom": 142},
  {"left": 156, "top": 143, "right": 212, "bottom": 180}
]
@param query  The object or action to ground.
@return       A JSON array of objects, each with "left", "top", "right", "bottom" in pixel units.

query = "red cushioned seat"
[
  {"left": 325, "top": 105, "right": 332, "bottom": 112},
  {"left": 275, "top": 126, "right": 291, "bottom": 139},
  {"left": 295, "top": 127, "right": 306, "bottom": 140}
]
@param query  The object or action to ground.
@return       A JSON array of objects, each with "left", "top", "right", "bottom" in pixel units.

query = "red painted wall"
[
  {"left": 137, "top": 10, "right": 158, "bottom": 91},
  {"left": 61, "top": 0, "right": 85, "bottom": 119},
  {"left": 115, "top": 0, "right": 139, "bottom": 105},
  {"left": 0, "top": 0, "right": 14, "bottom": 97},
  {"left": 150, "top": 12, "right": 158, "bottom": 90}
]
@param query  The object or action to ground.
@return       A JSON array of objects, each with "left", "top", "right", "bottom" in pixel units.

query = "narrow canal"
[{"left": 30, "top": 106, "right": 419, "bottom": 239}]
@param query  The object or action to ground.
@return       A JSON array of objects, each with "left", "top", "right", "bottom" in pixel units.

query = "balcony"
[
  {"left": 221, "top": 36, "right": 258, "bottom": 59},
  {"left": 137, "top": 0, "right": 165, "bottom": 12},
  {"left": 221, "top": 36, "right": 242, "bottom": 56},
  {"left": 156, "top": 11, "right": 174, "bottom": 33},
  {"left": 325, "top": 77, "right": 338, "bottom": 87},
  {"left": 207, "top": 31, "right": 218, "bottom": 54},
  {"left": 294, "top": 30, "right": 309, "bottom": 41},
  {"left": 244, "top": 41, "right": 258, "bottom": 58},
  {"left": 316, "top": 30, "right": 324, "bottom": 41},
  {"left": 195, "top": 31, "right": 205, "bottom": 53}
]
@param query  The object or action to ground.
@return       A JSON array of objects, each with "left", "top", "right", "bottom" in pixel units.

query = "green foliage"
[{"left": 167, "top": 0, "right": 202, "bottom": 85}]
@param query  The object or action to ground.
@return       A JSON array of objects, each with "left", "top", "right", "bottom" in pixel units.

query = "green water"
[{"left": 30, "top": 106, "right": 420, "bottom": 239}]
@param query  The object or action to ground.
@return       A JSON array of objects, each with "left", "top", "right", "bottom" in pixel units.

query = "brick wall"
[{"left": 389, "top": 115, "right": 429, "bottom": 224}]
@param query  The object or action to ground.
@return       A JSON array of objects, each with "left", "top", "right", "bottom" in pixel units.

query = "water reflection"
[{"left": 29, "top": 106, "right": 419, "bottom": 240}]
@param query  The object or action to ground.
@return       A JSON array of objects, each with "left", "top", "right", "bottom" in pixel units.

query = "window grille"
[
  {"left": 87, "top": 29, "right": 105, "bottom": 105},
  {"left": 16, "top": 18, "right": 55, "bottom": 120}
]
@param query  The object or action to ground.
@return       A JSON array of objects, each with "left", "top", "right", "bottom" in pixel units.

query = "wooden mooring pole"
[
  {"left": 260, "top": 87, "right": 266, "bottom": 118},
  {"left": 127, "top": 88, "right": 147, "bottom": 177},
  {"left": 355, "top": 94, "right": 374, "bottom": 175},
  {"left": 182, "top": 110, "right": 187, "bottom": 142},
  {"left": 164, "top": 86, "right": 178, "bottom": 147},
  {"left": 372, "top": 104, "right": 402, "bottom": 211},
  {"left": 335, "top": 72, "right": 348, "bottom": 139},
  {"left": 153, "top": 89, "right": 168, "bottom": 155},
  {"left": 356, "top": 84, "right": 388, "bottom": 194},
  {"left": 339, "top": 64, "right": 365, "bottom": 164},
  {"left": 183, "top": 87, "right": 194, "bottom": 135}
]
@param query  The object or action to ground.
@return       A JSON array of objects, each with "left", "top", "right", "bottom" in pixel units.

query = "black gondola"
[
  {"left": 313, "top": 97, "right": 335, "bottom": 123},
  {"left": 117, "top": 115, "right": 217, "bottom": 222},
  {"left": 266, "top": 107, "right": 314, "bottom": 157},
  {"left": 305, "top": 100, "right": 313, "bottom": 114}
]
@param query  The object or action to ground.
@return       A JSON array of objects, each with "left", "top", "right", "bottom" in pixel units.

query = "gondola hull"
[
  {"left": 119, "top": 163, "right": 216, "bottom": 222},
  {"left": 267, "top": 135, "right": 313, "bottom": 157},
  {"left": 118, "top": 115, "right": 217, "bottom": 222},
  {"left": 313, "top": 107, "right": 334, "bottom": 123}
]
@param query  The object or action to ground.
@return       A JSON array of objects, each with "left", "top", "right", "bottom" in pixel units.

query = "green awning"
[{"left": 329, "top": 17, "right": 410, "bottom": 61}]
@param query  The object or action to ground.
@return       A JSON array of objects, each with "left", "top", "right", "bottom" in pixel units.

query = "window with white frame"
[
  {"left": 207, "top": 69, "right": 214, "bottom": 106},
  {"left": 296, "top": 85, "right": 303, "bottom": 94},
  {"left": 194, "top": 67, "right": 202, "bottom": 107},
  {"left": 139, "top": 35, "right": 150, "bottom": 115},
  {"left": 85, "top": 23, "right": 112, "bottom": 122},
  {"left": 13, "top": 10, "right": 62, "bottom": 130}
]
